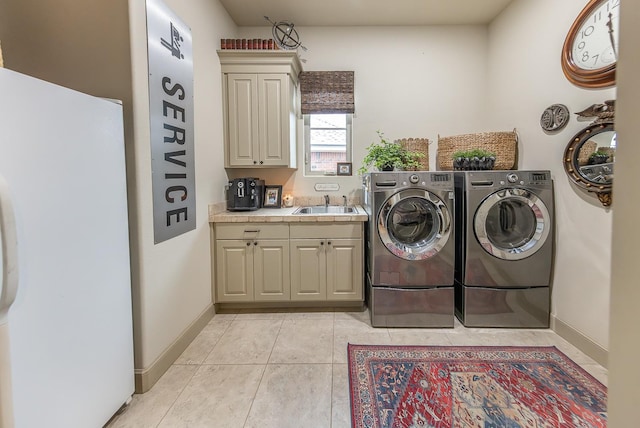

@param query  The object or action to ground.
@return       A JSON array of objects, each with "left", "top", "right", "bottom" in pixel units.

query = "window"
[
  {"left": 299, "top": 71, "right": 355, "bottom": 176},
  {"left": 304, "top": 113, "right": 352, "bottom": 176}
]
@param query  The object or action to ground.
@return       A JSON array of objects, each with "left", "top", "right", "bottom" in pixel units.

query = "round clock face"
[
  {"left": 562, "top": 0, "right": 620, "bottom": 88},
  {"left": 572, "top": 0, "right": 619, "bottom": 70}
]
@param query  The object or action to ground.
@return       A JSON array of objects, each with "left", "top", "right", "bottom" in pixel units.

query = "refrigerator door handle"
[{"left": 0, "top": 174, "right": 19, "bottom": 321}]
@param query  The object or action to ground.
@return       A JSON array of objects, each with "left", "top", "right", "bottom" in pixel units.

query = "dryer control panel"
[{"left": 467, "top": 171, "right": 551, "bottom": 188}]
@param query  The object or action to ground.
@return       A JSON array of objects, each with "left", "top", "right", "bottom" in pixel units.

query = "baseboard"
[
  {"left": 134, "top": 304, "right": 214, "bottom": 393},
  {"left": 214, "top": 301, "right": 365, "bottom": 312},
  {"left": 551, "top": 315, "right": 608, "bottom": 368}
]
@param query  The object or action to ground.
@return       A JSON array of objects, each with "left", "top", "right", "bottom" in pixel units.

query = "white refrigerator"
[{"left": 0, "top": 68, "right": 134, "bottom": 427}]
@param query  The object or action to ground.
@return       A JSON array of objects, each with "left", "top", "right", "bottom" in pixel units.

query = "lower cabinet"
[
  {"left": 326, "top": 238, "right": 363, "bottom": 300},
  {"left": 289, "top": 239, "right": 326, "bottom": 300},
  {"left": 214, "top": 222, "right": 363, "bottom": 304},
  {"left": 289, "top": 224, "right": 363, "bottom": 302},
  {"left": 215, "top": 224, "right": 290, "bottom": 302},
  {"left": 254, "top": 240, "right": 290, "bottom": 300}
]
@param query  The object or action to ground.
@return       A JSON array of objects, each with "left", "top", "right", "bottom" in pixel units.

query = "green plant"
[
  {"left": 452, "top": 148, "right": 496, "bottom": 159},
  {"left": 452, "top": 148, "right": 497, "bottom": 171},
  {"left": 358, "top": 131, "right": 423, "bottom": 174},
  {"left": 587, "top": 150, "right": 610, "bottom": 165}
]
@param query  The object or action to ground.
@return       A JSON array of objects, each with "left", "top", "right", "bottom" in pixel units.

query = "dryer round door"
[
  {"left": 378, "top": 189, "right": 452, "bottom": 260},
  {"left": 474, "top": 187, "right": 551, "bottom": 260}
]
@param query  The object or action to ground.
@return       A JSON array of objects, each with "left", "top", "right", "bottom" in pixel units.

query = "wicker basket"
[
  {"left": 436, "top": 130, "right": 518, "bottom": 170},
  {"left": 396, "top": 138, "right": 429, "bottom": 171},
  {"left": 578, "top": 140, "right": 597, "bottom": 166}
]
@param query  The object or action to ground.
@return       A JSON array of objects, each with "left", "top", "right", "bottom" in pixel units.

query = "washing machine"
[
  {"left": 363, "top": 172, "right": 455, "bottom": 328},
  {"left": 454, "top": 170, "right": 554, "bottom": 328}
]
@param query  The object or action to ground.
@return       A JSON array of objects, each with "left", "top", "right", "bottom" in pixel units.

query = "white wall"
[
  {"left": 240, "top": 9, "right": 615, "bottom": 351},
  {"left": 124, "top": 0, "right": 620, "bottom": 381},
  {"left": 3, "top": 0, "right": 632, "bottom": 405},
  {"left": 487, "top": 0, "right": 615, "bottom": 350},
  {"left": 127, "top": 0, "right": 235, "bottom": 372},
  {"left": 236, "top": 25, "right": 490, "bottom": 200}
]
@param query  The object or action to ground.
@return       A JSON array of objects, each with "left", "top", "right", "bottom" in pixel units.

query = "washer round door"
[
  {"left": 378, "top": 189, "right": 452, "bottom": 260},
  {"left": 474, "top": 188, "right": 551, "bottom": 260}
]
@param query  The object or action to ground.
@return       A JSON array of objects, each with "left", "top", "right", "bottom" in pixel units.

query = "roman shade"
[{"left": 299, "top": 71, "right": 354, "bottom": 114}]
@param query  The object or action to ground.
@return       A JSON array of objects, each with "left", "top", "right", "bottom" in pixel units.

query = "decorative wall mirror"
[{"left": 563, "top": 101, "right": 615, "bottom": 206}]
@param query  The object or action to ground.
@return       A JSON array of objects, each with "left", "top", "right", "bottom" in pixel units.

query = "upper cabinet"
[{"left": 218, "top": 51, "right": 303, "bottom": 168}]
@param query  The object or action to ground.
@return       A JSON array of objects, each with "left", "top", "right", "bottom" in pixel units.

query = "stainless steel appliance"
[
  {"left": 363, "top": 172, "right": 455, "bottom": 327},
  {"left": 226, "top": 178, "right": 264, "bottom": 211},
  {"left": 454, "top": 170, "right": 554, "bottom": 328}
]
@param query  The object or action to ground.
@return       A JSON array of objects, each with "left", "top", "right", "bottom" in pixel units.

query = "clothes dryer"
[
  {"left": 454, "top": 170, "right": 554, "bottom": 327},
  {"left": 363, "top": 172, "right": 455, "bottom": 327}
]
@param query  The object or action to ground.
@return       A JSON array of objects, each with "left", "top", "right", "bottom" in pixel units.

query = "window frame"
[{"left": 303, "top": 113, "right": 353, "bottom": 176}]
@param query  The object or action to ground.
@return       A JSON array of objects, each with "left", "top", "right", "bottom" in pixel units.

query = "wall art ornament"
[
  {"left": 540, "top": 104, "right": 570, "bottom": 133},
  {"left": 562, "top": 100, "right": 615, "bottom": 207},
  {"left": 264, "top": 16, "right": 307, "bottom": 51}
]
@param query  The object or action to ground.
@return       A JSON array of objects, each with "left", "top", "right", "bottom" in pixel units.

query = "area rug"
[{"left": 348, "top": 344, "right": 607, "bottom": 428}]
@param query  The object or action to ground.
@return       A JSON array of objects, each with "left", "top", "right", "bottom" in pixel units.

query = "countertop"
[{"left": 209, "top": 205, "right": 368, "bottom": 223}]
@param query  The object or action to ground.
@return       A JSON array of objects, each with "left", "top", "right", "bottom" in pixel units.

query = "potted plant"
[
  {"left": 452, "top": 148, "right": 497, "bottom": 170},
  {"left": 588, "top": 150, "right": 610, "bottom": 165},
  {"left": 358, "top": 131, "right": 423, "bottom": 174}
]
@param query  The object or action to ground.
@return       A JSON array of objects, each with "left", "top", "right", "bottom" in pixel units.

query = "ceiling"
[{"left": 218, "top": 0, "right": 516, "bottom": 27}]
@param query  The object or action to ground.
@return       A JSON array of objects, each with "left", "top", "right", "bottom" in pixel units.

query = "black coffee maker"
[{"left": 226, "top": 178, "right": 264, "bottom": 211}]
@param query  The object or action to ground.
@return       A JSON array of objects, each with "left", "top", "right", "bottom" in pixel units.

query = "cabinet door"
[
  {"left": 258, "top": 74, "right": 289, "bottom": 166},
  {"left": 227, "top": 74, "right": 259, "bottom": 166},
  {"left": 215, "top": 240, "right": 254, "bottom": 302},
  {"left": 253, "top": 239, "right": 290, "bottom": 301},
  {"left": 326, "top": 239, "right": 363, "bottom": 301},
  {"left": 290, "top": 239, "right": 326, "bottom": 301}
]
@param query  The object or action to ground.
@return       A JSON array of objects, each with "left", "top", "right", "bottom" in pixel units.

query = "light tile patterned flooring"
[{"left": 107, "top": 309, "right": 608, "bottom": 428}]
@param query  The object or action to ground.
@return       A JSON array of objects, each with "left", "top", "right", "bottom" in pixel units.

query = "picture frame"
[
  {"left": 337, "top": 162, "right": 352, "bottom": 176},
  {"left": 263, "top": 185, "right": 282, "bottom": 208}
]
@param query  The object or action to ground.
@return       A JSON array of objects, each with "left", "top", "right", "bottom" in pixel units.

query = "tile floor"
[{"left": 107, "top": 309, "right": 608, "bottom": 428}]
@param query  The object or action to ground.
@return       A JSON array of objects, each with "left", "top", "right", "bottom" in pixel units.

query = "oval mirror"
[{"left": 563, "top": 120, "right": 614, "bottom": 206}]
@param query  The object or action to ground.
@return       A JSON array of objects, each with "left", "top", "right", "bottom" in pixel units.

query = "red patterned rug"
[{"left": 348, "top": 345, "right": 607, "bottom": 428}]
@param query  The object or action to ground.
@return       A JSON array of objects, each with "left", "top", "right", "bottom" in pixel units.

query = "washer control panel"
[
  {"left": 373, "top": 172, "right": 453, "bottom": 189},
  {"left": 499, "top": 173, "right": 525, "bottom": 185}
]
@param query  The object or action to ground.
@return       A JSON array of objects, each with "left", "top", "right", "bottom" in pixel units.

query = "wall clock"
[{"left": 561, "top": 0, "right": 620, "bottom": 88}]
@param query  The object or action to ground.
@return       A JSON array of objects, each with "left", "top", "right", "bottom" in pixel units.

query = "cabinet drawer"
[
  {"left": 290, "top": 223, "right": 362, "bottom": 239},
  {"left": 215, "top": 223, "right": 289, "bottom": 240}
]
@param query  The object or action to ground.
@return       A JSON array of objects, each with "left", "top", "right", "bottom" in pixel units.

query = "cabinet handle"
[
  {"left": 259, "top": 161, "right": 264, "bottom": 165},
  {"left": 253, "top": 160, "right": 257, "bottom": 164},
  {"left": 253, "top": 241, "right": 258, "bottom": 245},
  {"left": 327, "top": 241, "right": 331, "bottom": 245},
  {"left": 246, "top": 242, "right": 250, "bottom": 246},
  {"left": 320, "top": 241, "right": 324, "bottom": 245},
  {"left": 244, "top": 229, "right": 260, "bottom": 233}
]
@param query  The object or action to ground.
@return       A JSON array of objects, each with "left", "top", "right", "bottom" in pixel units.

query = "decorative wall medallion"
[{"left": 540, "top": 104, "right": 570, "bottom": 132}]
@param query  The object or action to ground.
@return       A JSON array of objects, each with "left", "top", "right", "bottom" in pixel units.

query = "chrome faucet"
[
  {"left": 324, "top": 194, "right": 330, "bottom": 207},
  {"left": 342, "top": 195, "right": 348, "bottom": 207}
]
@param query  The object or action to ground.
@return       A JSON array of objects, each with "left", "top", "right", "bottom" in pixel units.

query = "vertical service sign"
[{"left": 146, "top": 0, "right": 196, "bottom": 243}]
